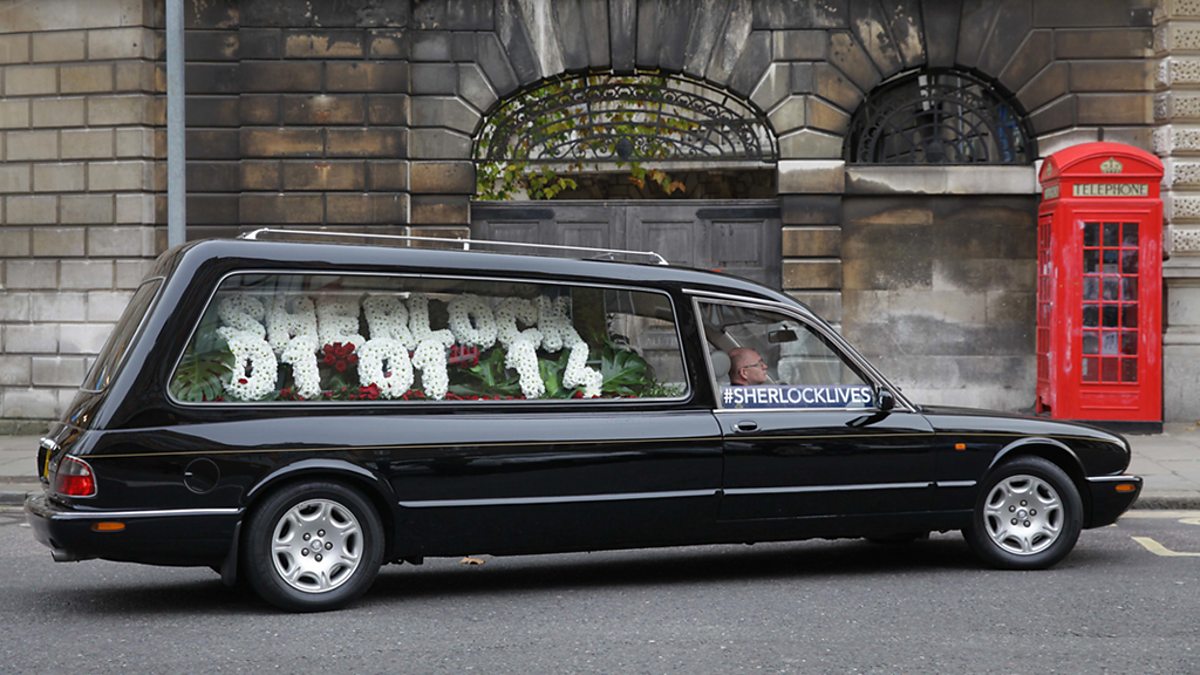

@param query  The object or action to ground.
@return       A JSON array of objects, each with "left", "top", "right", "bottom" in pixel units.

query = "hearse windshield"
[{"left": 81, "top": 279, "right": 162, "bottom": 392}]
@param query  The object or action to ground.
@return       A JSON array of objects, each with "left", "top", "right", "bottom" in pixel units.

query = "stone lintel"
[
  {"left": 777, "top": 159, "right": 844, "bottom": 194},
  {"left": 845, "top": 166, "right": 1036, "bottom": 195}
]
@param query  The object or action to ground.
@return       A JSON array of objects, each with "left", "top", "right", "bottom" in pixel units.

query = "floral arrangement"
[{"left": 174, "top": 287, "right": 668, "bottom": 404}]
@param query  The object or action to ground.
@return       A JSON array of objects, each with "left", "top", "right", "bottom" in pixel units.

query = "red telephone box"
[{"left": 1036, "top": 142, "right": 1163, "bottom": 422}]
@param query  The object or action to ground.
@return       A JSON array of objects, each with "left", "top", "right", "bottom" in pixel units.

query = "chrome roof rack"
[{"left": 238, "top": 227, "right": 670, "bottom": 266}]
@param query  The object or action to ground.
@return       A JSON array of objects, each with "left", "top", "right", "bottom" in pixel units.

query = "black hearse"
[{"left": 27, "top": 230, "right": 1142, "bottom": 611}]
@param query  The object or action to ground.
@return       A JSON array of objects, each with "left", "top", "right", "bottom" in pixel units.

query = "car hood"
[{"left": 917, "top": 404, "right": 1127, "bottom": 446}]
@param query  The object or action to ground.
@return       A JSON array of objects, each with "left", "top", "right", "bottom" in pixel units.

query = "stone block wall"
[{"left": 1, "top": 0, "right": 163, "bottom": 432}]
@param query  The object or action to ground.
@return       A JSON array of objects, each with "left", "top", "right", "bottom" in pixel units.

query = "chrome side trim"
[
  {"left": 46, "top": 507, "right": 242, "bottom": 521},
  {"left": 1086, "top": 475, "right": 1142, "bottom": 483},
  {"left": 724, "top": 481, "right": 931, "bottom": 496},
  {"left": 934, "top": 480, "right": 977, "bottom": 489},
  {"left": 399, "top": 489, "right": 717, "bottom": 509}
]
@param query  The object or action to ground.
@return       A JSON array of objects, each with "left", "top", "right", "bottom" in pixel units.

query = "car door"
[{"left": 692, "top": 296, "right": 935, "bottom": 521}]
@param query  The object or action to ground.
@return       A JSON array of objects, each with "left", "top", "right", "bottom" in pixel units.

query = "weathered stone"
[
  {"left": 327, "top": 61, "right": 409, "bottom": 92},
  {"left": 284, "top": 29, "right": 365, "bottom": 59},
  {"left": 980, "top": 5, "right": 1031, "bottom": 76},
  {"left": 114, "top": 193, "right": 155, "bottom": 224},
  {"left": 411, "top": 0, "right": 491, "bottom": 30},
  {"left": 999, "top": 30, "right": 1053, "bottom": 94},
  {"left": 0, "top": 293, "right": 32, "bottom": 321},
  {"left": 115, "top": 260, "right": 155, "bottom": 288},
  {"left": 89, "top": 95, "right": 156, "bottom": 126},
  {"left": 474, "top": 33, "right": 519, "bottom": 97},
  {"left": 186, "top": 96, "right": 239, "bottom": 127},
  {"left": 609, "top": 0, "right": 637, "bottom": 73},
  {"left": 186, "top": 129, "right": 239, "bottom": 159},
  {"left": 634, "top": 0, "right": 664, "bottom": 70},
  {"left": 805, "top": 96, "right": 850, "bottom": 134},
  {"left": 846, "top": 166, "right": 1037, "bottom": 196},
  {"left": 411, "top": 31, "right": 451, "bottom": 61},
  {"left": 1034, "top": 0, "right": 1154, "bottom": 27},
  {"left": 656, "top": 0, "right": 693, "bottom": 72},
  {"left": 706, "top": 0, "right": 754, "bottom": 85},
  {"left": 8, "top": 323, "right": 57, "bottom": 352},
  {"left": 243, "top": 0, "right": 407, "bottom": 28},
  {"left": 5, "top": 195, "right": 57, "bottom": 224},
  {"left": 849, "top": 0, "right": 902, "bottom": 77},
  {"left": 238, "top": 94, "right": 280, "bottom": 125},
  {"left": 187, "top": 161, "right": 241, "bottom": 192},
  {"left": 408, "top": 128, "right": 472, "bottom": 159},
  {"left": 410, "top": 161, "right": 474, "bottom": 194},
  {"left": 813, "top": 62, "right": 861, "bottom": 111},
  {"left": 771, "top": 29, "right": 825, "bottom": 61},
  {"left": 4, "top": 65, "right": 57, "bottom": 96},
  {"left": 239, "top": 161, "right": 281, "bottom": 190},
  {"left": 89, "top": 26, "right": 154, "bottom": 60},
  {"left": 6, "top": 131, "right": 57, "bottom": 163},
  {"left": 2, "top": 387, "right": 60, "bottom": 420},
  {"left": 58, "top": 323, "right": 115, "bottom": 354},
  {"left": 778, "top": 159, "right": 844, "bottom": 193},
  {"left": 0, "top": 229, "right": 31, "bottom": 257},
  {"left": 60, "top": 129, "right": 113, "bottom": 160},
  {"left": 751, "top": 63, "right": 792, "bottom": 113},
  {"left": 237, "top": 28, "right": 281, "bottom": 59},
  {"left": 0, "top": 34, "right": 30, "bottom": 64},
  {"left": 551, "top": 0, "right": 589, "bottom": 71},
  {"left": 919, "top": 0, "right": 958, "bottom": 67},
  {"left": 753, "top": 0, "right": 815, "bottom": 29},
  {"left": 956, "top": 0, "right": 998, "bottom": 70},
  {"left": 410, "top": 63, "right": 458, "bottom": 95},
  {"left": 457, "top": 64, "right": 497, "bottom": 113},
  {"left": 326, "top": 193, "right": 407, "bottom": 224},
  {"left": 1055, "top": 28, "right": 1153, "bottom": 59},
  {"left": 368, "top": 29, "right": 407, "bottom": 59},
  {"left": 1029, "top": 95, "right": 1076, "bottom": 134},
  {"left": 0, "top": 99, "right": 30, "bottom": 128},
  {"left": 1070, "top": 61, "right": 1154, "bottom": 92},
  {"left": 86, "top": 291, "right": 132, "bottom": 322},
  {"left": 410, "top": 195, "right": 470, "bottom": 224},
  {"left": 32, "top": 31, "right": 86, "bottom": 62},
  {"left": 828, "top": 31, "right": 881, "bottom": 92},
  {"left": 185, "top": 30, "right": 239, "bottom": 61},
  {"left": 239, "top": 62, "right": 322, "bottom": 92},
  {"left": 187, "top": 194, "right": 239, "bottom": 224},
  {"left": 367, "top": 160, "right": 408, "bottom": 191},
  {"left": 325, "top": 128, "right": 407, "bottom": 157},
  {"left": 0, "top": 164, "right": 31, "bottom": 193},
  {"left": 33, "top": 164, "right": 86, "bottom": 193},
  {"left": 282, "top": 95, "right": 366, "bottom": 125},
  {"left": 1017, "top": 61, "right": 1069, "bottom": 111},
  {"left": 782, "top": 226, "right": 841, "bottom": 256},
  {"left": 1077, "top": 93, "right": 1153, "bottom": 125},
  {"left": 0, "top": 357, "right": 33, "bottom": 389},
  {"left": 61, "top": 195, "right": 115, "bottom": 224},
  {"left": 411, "top": 96, "right": 481, "bottom": 134},
  {"left": 6, "top": 260, "right": 57, "bottom": 289},
  {"left": 239, "top": 194, "right": 324, "bottom": 224},
  {"left": 777, "top": 128, "right": 844, "bottom": 159},
  {"left": 187, "top": 63, "right": 239, "bottom": 95},
  {"left": 495, "top": 0, "right": 543, "bottom": 84},
  {"left": 767, "top": 95, "right": 807, "bottom": 134},
  {"left": 282, "top": 161, "right": 366, "bottom": 191},
  {"left": 367, "top": 94, "right": 409, "bottom": 125},
  {"left": 728, "top": 30, "right": 772, "bottom": 96},
  {"left": 783, "top": 260, "right": 841, "bottom": 290},
  {"left": 241, "top": 128, "right": 323, "bottom": 158}
]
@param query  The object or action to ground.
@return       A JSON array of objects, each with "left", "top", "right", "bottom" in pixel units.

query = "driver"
[{"left": 728, "top": 347, "right": 769, "bottom": 386}]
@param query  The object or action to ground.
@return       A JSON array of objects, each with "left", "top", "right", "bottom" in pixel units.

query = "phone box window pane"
[
  {"left": 1121, "top": 331, "right": 1137, "bottom": 355},
  {"left": 1101, "top": 357, "right": 1119, "bottom": 382},
  {"left": 1082, "top": 357, "right": 1099, "bottom": 382},
  {"left": 1084, "top": 222, "right": 1099, "bottom": 247},
  {"left": 1122, "top": 222, "right": 1138, "bottom": 244},
  {"left": 1101, "top": 331, "right": 1119, "bottom": 355},
  {"left": 1083, "top": 332, "right": 1099, "bottom": 354},
  {"left": 1121, "top": 305, "right": 1139, "bottom": 328},
  {"left": 1084, "top": 278, "right": 1099, "bottom": 300},
  {"left": 1121, "top": 358, "right": 1138, "bottom": 383},
  {"left": 1083, "top": 304, "right": 1098, "bottom": 327},
  {"left": 1102, "top": 305, "right": 1118, "bottom": 327},
  {"left": 1103, "top": 222, "right": 1119, "bottom": 246},
  {"left": 1084, "top": 251, "right": 1099, "bottom": 273}
]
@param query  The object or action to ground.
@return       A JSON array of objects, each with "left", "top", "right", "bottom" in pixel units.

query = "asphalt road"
[{"left": 2, "top": 507, "right": 1197, "bottom": 674}]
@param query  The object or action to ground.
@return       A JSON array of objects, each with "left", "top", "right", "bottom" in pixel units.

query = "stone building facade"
[{"left": 3, "top": 0, "right": 1199, "bottom": 431}]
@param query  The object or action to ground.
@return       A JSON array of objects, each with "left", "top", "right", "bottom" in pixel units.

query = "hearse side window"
[
  {"left": 169, "top": 273, "right": 687, "bottom": 404},
  {"left": 81, "top": 279, "right": 162, "bottom": 392},
  {"left": 696, "top": 300, "right": 873, "bottom": 410}
]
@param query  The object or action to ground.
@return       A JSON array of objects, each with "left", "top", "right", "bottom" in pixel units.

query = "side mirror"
[{"left": 876, "top": 388, "right": 896, "bottom": 411}]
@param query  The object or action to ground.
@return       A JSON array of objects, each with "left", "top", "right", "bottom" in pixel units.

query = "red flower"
[
  {"left": 238, "top": 377, "right": 248, "bottom": 384},
  {"left": 335, "top": 361, "right": 347, "bottom": 373}
]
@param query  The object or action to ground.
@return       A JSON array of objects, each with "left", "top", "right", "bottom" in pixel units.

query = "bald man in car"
[{"left": 729, "top": 347, "right": 769, "bottom": 386}]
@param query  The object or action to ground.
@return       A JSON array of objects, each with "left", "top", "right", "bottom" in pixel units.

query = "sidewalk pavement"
[{"left": 0, "top": 425, "right": 1198, "bottom": 508}]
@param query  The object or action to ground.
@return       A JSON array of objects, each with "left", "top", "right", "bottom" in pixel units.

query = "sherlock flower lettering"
[
  {"left": 721, "top": 385, "right": 874, "bottom": 409},
  {"left": 171, "top": 279, "right": 678, "bottom": 404}
]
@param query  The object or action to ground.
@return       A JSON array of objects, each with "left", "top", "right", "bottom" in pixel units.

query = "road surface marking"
[{"left": 1132, "top": 536, "right": 1200, "bottom": 557}]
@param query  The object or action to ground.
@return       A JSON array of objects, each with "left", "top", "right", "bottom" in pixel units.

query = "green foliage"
[
  {"left": 449, "top": 347, "right": 522, "bottom": 397},
  {"left": 598, "top": 341, "right": 651, "bottom": 396},
  {"left": 171, "top": 340, "right": 234, "bottom": 402}
]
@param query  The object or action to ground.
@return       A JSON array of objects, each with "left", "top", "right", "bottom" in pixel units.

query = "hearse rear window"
[
  {"left": 82, "top": 279, "right": 161, "bottom": 392},
  {"left": 170, "top": 273, "right": 687, "bottom": 404}
]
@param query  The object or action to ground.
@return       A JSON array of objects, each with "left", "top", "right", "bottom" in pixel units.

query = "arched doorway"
[{"left": 469, "top": 72, "right": 783, "bottom": 287}]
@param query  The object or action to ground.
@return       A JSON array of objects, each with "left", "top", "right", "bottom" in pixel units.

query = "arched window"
[{"left": 846, "top": 69, "right": 1033, "bottom": 165}]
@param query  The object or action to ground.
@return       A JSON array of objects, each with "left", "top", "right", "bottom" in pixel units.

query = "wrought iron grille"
[
  {"left": 846, "top": 69, "right": 1032, "bottom": 164},
  {"left": 475, "top": 73, "right": 777, "bottom": 164}
]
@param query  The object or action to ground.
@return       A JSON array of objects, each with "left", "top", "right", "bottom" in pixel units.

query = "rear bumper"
[
  {"left": 25, "top": 491, "right": 241, "bottom": 566},
  {"left": 1085, "top": 475, "right": 1142, "bottom": 528}
]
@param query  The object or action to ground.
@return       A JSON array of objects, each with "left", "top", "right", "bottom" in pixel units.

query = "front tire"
[
  {"left": 964, "top": 456, "right": 1083, "bottom": 570},
  {"left": 243, "top": 481, "right": 384, "bottom": 612}
]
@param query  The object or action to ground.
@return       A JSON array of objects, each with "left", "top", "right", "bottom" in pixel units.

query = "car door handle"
[{"left": 733, "top": 420, "right": 758, "bottom": 433}]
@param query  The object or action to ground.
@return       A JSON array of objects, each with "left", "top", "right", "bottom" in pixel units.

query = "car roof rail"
[{"left": 238, "top": 227, "right": 670, "bottom": 266}]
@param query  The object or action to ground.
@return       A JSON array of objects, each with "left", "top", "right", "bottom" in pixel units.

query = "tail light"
[{"left": 53, "top": 456, "right": 97, "bottom": 497}]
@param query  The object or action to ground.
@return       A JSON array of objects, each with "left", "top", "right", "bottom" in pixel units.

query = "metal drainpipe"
[{"left": 166, "top": 0, "right": 186, "bottom": 247}]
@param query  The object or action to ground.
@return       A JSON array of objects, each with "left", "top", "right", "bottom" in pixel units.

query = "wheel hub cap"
[
  {"left": 271, "top": 498, "right": 363, "bottom": 593},
  {"left": 983, "top": 474, "right": 1063, "bottom": 556}
]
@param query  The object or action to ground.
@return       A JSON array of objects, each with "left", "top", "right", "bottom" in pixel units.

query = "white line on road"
[{"left": 1132, "top": 536, "right": 1200, "bottom": 557}]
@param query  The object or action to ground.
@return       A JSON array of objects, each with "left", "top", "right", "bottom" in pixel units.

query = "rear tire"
[
  {"left": 243, "top": 481, "right": 384, "bottom": 612},
  {"left": 964, "top": 456, "right": 1082, "bottom": 570}
]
